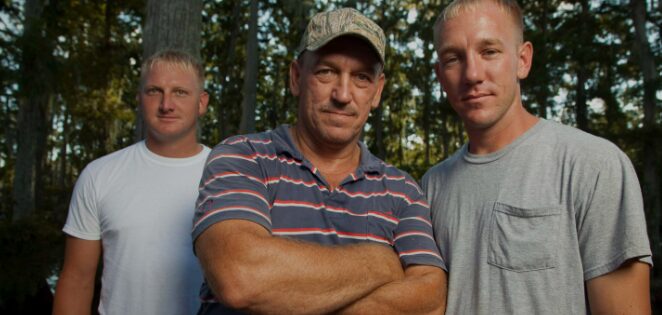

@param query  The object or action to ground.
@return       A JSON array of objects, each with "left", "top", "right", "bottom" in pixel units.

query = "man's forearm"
[
  {"left": 196, "top": 220, "right": 405, "bottom": 314},
  {"left": 52, "top": 274, "right": 95, "bottom": 315},
  {"left": 337, "top": 265, "right": 447, "bottom": 315},
  {"left": 53, "top": 236, "right": 100, "bottom": 315}
]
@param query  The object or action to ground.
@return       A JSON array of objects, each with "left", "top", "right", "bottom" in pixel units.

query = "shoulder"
[
  {"left": 361, "top": 161, "right": 427, "bottom": 204},
  {"left": 81, "top": 142, "right": 143, "bottom": 177},
  {"left": 356, "top": 143, "right": 423, "bottom": 193},
  {"left": 70, "top": 142, "right": 143, "bottom": 203},
  {"left": 211, "top": 128, "right": 284, "bottom": 157},
  {"left": 538, "top": 120, "right": 630, "bottom": 164},
  {"left": 204, "top": 127, "right": 296, "bottom": 176},
  {"left": 200, "top": 144, "right": 212, "bottom": 155},
  {"left": 219, "top": 130, "right": 277, "bottom": 147},
  {"left": 422, "top": 146, "right": 464, "bottom": 183},
  {"left": 527, "top": 121, "right": 638, "bottom": 190}
]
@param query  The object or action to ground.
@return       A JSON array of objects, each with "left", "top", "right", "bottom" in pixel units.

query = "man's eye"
[
  {"left": 145, "top": 88, "right": 160, "bottom": 95},
  {"left": 356, "top": 73, "right": 371, "bottom": 82},
  {"left": 353, "top": 73, "right": 373, "bottom": 88},
  {"left": 483, "top": 49, "right": 499, "bottom": 57},
  {"left": 442, "top": 57, "right": 458, "bottom": 66},
  {"left": 315, "top": 69, "right": 335, "bottom": 80},
  {"left": 174, "top": 89, "right": 188, "bottom": 96}
]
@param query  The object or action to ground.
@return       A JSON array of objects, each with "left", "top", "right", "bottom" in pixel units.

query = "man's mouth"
[
  {"left": 157, "top": 115, "right": 179, "bottom": 121},
  {"left": 324, "top": 110, "right": 353, "bottom": 116},
  {"left": 461, "top": 92, "right": 491, "bottom": 101}
]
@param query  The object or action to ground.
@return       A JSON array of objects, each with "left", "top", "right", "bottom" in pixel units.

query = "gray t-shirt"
[{"left": 422, "top": 119, "right": 651, "bottom": 315}]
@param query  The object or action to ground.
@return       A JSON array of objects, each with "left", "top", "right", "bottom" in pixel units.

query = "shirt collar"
[{"left": 272, "top": 124, "right": 385, "bottom": 177}]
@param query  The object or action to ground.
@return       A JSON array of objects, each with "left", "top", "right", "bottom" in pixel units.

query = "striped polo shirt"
[{"left": 192, "top": 125, "right": 444, "bottom": 307}]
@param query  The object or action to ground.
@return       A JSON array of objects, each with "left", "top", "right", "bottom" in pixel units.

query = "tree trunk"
[
  {"left": 34, "top": 96, "right": 51, "bottom": 211},
  {"left": 422, "top": 44, "right": 434, "bottom": 168},
  {"left": 58, "top": 109, "right": 70, "bottom": 189},
  {"left": 575, "top": 67, "right": 588, "bottom": 131},
  {"left": 371, "top": 104, "right": 385, "bottom": 160},
  {"left": 596, "top": 53, "right": 623, "bottom": 135},
  {"left": 239, "top": 0, "right": 259, "bottom": 134},
  {"left": 12, "top": 0, "right": 52, "bottom": 222},
  {"left": 439, "top": 107, "right": 448, "bottom": 160},
  {"left": 2, "top": 100, "right": 14, "bottom": 161},
  {"left": 370, "top": 0, "right": 391, "bottom": 160},
  {"left": 269, "top": 64, "right": 281, "bottom": 129},
  {"left": 135, "top": 0, "right": 204, "bottom": 141},
  {"left": 631, "top": 0, "right": 662, "bottom": 293},
  {"left": 574, "top": 0, "right": 590, "bottom": 132},
  {"left": 216, "top": 1, "right": 242, "bottom": 141},
  {"left": 536, "top": 0, "right": 550, "bottom": 119}
]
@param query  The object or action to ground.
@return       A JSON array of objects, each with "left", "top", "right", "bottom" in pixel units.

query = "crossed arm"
[
  {"left": 339, "top": 264, "right": 446, "bottom": 314},
  {"left": 195, "top": 219, "right": 447, "bottom": 314},
  {"left": 586, "top": 260, "right": 651, "bottom": 315}
]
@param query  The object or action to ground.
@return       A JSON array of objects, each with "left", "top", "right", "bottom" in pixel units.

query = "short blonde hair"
[
  {"left": 140, "top": 49, "right": 205, "bottom": 90},
  {"left": 433, "top": 0, "right": 524, "bottom": 53}
]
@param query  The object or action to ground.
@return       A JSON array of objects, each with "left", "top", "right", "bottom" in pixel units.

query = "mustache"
[{"left": 319, "top": 100, "right": 358, "bottom": 115}]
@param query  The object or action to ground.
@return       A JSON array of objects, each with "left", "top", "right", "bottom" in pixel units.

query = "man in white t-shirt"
[{"left": 53, "top": 50, "right": 210, "bottom": 315}]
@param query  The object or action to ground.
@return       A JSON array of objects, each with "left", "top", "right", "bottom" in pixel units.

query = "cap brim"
[{"left": 301, "top": 31, "right": 384, "bottom": 64}]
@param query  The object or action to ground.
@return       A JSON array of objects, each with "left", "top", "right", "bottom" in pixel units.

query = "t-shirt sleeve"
[
  {"left": 577, "top": 149, "right": 652, "bottom": 280},
  {"left": 62, "top": 165, "right": 102, "bottom": 240},
  {"left": 192, "top": 141, "right": 271, "bottom": 243},
  {"left": 393, "top": 176, "right": 445, "bottom": 270}
]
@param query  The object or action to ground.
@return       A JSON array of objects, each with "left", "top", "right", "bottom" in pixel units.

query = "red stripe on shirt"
[{"left": 193, "top": 206, "right": 271, "bottom": 230}]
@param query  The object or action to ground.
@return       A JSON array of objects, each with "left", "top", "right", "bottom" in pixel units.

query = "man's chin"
[
  {"left": 320, "top": 130, "right": 359, "bottom": 147},
  {"left": 462, "top": 116, "right": 498, "bottom": 131}
]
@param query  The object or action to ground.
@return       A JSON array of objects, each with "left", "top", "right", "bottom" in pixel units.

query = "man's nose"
[
  {"left": 331, "top": 74, "right": 352, "bottom": 105},
  {"left": 463, "top": 53, "right": 484, "bottom": 85},
  {"left": 159, "top": 92, "right": 175, "bottom": 112}
]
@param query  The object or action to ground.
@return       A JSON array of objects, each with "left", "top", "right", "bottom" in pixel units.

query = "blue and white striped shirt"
[{"left": 193, "top": 125, "right": 443, "bottom": 309}]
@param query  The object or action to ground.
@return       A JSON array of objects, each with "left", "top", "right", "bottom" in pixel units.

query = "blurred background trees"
[{"left": 0, "top": 0, "right": 660, "bottom": 312}]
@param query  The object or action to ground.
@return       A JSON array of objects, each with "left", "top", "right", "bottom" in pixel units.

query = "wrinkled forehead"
[{"left": 301, "top": 35, "right": 384, "bottom": 73}]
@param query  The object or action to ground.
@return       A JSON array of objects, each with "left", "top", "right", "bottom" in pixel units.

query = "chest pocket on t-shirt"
[{"left": 488, "top": 202, "right": 561, "bottom": 272}]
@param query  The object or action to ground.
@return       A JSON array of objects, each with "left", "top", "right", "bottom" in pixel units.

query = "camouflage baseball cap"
[{"left": 296, "top": 8, "right": 386, "bottom": 64}]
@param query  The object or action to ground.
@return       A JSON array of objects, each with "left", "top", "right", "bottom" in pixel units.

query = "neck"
[
  {"left": 290, "top": 125, "right": 361, "bottom": 189},
  {"left": 466, "top": 104, "right": 539, "bottom": 155},
  {"left": 145, "top": 135, "right": 202, "bottom": 158}
]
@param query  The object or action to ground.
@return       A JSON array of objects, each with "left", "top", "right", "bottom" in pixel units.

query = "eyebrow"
[
  {"left": 478, "top": 38, "right": 505, "bottom": 47},
  {"left": 142, "top": 85, "right": 194, "bottom": 92},
  {"left": 438, "top": 37, "right": 506, "bottom": 55},
  {"left": 315, "top": 59, "right": 381, "bottom": 76}
]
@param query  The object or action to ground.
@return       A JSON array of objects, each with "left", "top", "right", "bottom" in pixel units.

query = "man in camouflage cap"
[{"left": 194, "top": 7, "right": 447, "bottom": 315}]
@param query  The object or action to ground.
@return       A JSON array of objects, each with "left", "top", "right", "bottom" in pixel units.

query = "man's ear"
[
  {"left": 198, "top": 91, "right": 209, "bottom": 116},
  {"left": 517, "top": 41, "right": 533, "bottom": 80},
  {"left": 136, "top": 93, "right": 143, "bottom": 112},
  {"left": 433, "top": 62, "right": 448, "bottom": 94},
  {"left": 434, "top": 62, "right": 443, "bottom": 85},
  {"left": 371, "top": 73, "right": 385, "bottom": 110},
  {"left": 289, "top": 60, "right": 302, "bottom": 97}
]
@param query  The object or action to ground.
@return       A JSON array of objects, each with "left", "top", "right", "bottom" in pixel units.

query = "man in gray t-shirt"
[{"left": 423, "top": 0, "right": 652, "bottom": 314}]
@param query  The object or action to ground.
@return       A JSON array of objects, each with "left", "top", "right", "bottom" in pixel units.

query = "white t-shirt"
[{"left": 63, "top": 141, "right": 211, "bottom": 315}]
